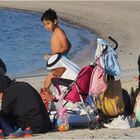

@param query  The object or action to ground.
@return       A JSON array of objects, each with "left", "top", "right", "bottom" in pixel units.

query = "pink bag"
[{"left": 89, "top": 64, "right": 107, "bottom": 96}]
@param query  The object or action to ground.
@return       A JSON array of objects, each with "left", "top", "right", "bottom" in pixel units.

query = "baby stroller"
[{"left": 51, "top": 36, "right": 118, "bottom": 130}]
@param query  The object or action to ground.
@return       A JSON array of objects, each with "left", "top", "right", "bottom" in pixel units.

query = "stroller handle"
[{"left": 108, "top": 36, "right": 118, "bottom": 50}]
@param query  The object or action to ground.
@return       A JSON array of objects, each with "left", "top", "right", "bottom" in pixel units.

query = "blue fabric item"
[
  {"left": 104, "top": 45, "right": 121, "bottom": 76},
  {"left": 98, "top": 38, "right": 121, "bottom": 76}
]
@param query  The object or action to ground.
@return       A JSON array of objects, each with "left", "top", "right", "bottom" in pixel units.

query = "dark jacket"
[{"left": 0, "top": 75, "right": 52, "bottom": 134}]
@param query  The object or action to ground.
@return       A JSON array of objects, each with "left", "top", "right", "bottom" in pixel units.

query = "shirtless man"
[{"left": 41, "top": 8, "right": 71, "bottom": 60}]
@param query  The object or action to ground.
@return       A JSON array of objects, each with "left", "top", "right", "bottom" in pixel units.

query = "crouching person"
[{"left": 0, "top": 75, "right": 52, "bottom": 138}]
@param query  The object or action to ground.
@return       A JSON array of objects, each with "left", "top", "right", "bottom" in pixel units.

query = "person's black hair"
[
  {"left": 0, "top": 59, "right": 7, "bottom": 75},
  {"left": 41, "top": 8, "right": 57, "bottom": 22}
]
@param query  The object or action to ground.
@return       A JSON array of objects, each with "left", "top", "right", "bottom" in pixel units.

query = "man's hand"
[
  {"left": 41, "top": 93, "right": 53, "bottom": 103},
  {"left": 45, "top": 92, "right": 53, "bottom": 102},
  {"left": 40, "top": 88, "right": 53, "bottom": 103}
]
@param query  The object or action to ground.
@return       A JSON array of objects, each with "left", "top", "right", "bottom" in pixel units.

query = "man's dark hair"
[{"left": 41, "top": 8, "right": 57, "bottom": 22}]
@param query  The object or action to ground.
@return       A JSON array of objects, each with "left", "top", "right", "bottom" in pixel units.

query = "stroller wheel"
[{"left": 88, "top": 121, "right": 96, "bottom": 130}]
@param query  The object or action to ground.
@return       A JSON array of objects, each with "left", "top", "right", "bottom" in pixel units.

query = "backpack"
[{"left": 89, "top": 64, "right": 107, "bottom": 96}]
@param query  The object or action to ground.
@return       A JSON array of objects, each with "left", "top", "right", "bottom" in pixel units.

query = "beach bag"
[
  {"left": 89, "top": 64, "right": 107, "bottom": 96},
  {"left": 96, "top": 79, "right": 124, "bottom": 117},
  {"left": 104, "top": 45, "right": 121, "bottom": 76}
]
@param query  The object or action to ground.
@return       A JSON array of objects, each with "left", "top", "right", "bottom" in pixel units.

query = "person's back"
[
  {"left": 41, "top": 8, "right": 71, "bottom": 60},
  {"left": 51, "top": 27, "right": 71, "bottom": 55},
  {"left": 0, "top": 76, "right": 52, "bottom": 134}
]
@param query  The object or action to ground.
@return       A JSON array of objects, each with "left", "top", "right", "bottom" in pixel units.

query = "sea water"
[{"left": 0, "top": 8, "right": 97, "bottom": 77}]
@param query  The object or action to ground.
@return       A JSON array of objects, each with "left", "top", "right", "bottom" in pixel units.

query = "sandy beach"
[{"left": 0, "top": 1, "right": 140, "bottom": 139}]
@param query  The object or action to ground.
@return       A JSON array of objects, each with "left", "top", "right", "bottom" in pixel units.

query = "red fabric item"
[
  {"left": 62, "top": 66, "right": 94, "bottom": 103},
  {"left": 40, "top": 88, "right": 51, "bottom": 111}
]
